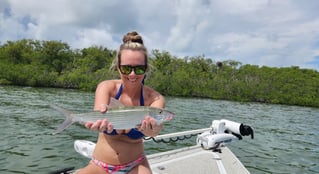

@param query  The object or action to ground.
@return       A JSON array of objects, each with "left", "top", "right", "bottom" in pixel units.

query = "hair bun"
[{"left": 123, "top": 31, "right": 144, "bottom": 45}]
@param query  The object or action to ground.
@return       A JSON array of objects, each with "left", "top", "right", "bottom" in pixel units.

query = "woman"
[{"left": 77, "top": 31, "right": 165, "bottom": 174}]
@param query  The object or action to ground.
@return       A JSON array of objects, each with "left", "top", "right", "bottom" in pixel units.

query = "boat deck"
[{"left": 148, "top": 145, "right": 250, "bottom": 174}]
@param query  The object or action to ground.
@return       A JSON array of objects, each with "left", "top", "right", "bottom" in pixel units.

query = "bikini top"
[{"left": 103, "top": 84, "right": 145, "bottom": 139}]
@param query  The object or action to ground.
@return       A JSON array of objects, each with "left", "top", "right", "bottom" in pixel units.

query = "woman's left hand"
[{"left": 139, "top": 116, "right": 163, "bottom": 137}]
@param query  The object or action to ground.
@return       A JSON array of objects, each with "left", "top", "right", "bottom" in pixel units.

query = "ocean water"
[{"left": 0, "top": 86, "right": 318, "bottom": 174}]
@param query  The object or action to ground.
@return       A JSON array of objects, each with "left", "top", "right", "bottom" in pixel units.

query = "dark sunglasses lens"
[
  {"left": 120, "top": 66, "right": 132, "bottom": 75},
  {"left": 135, "top": 66, "right": 146, "bottom": 75}
]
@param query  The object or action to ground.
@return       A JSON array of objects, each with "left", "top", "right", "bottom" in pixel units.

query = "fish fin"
[
  {"left": 52, "top": 116, "right": 74, "bottom": 135},
  {"left": 108, "top": 97, "right": 125, "bottom": 109},
  {"left": 49, "top": 104, "right": 75, "bottom": 135}
]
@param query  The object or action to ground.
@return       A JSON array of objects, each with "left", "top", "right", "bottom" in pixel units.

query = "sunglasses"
[{"left": 119, "top": 65, "right": 146, "bottom": 75}]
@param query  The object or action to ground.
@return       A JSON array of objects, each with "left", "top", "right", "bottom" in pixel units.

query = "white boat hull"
[{"left": 148, "top": 145, "right": 250, "bottom": 174}]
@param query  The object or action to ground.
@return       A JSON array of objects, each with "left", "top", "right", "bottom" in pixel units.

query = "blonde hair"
[{"left": 111, "top": 31, "right": 149, "bottom": 71}]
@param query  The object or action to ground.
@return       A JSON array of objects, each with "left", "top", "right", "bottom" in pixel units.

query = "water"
[{"left": 0, "top": 86, "right": 318, "bottom": 174}]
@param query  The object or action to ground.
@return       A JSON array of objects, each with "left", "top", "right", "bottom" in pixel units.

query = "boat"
[{"left": 51, "top": 119, "right": 254, "bottom": 174}]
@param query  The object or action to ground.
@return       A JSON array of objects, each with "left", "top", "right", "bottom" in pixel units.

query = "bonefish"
[{"left": 50, "top": 98, "right": 174, "bottom": 134}]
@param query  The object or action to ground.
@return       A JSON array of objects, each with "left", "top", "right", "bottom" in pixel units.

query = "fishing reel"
[{"left": 196, "top": 119, "right": 254, "bottom": 151}]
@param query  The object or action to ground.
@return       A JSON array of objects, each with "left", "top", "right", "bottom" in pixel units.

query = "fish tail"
[{"left": 50, "top": 104, "right": 74, "bottom": 135}]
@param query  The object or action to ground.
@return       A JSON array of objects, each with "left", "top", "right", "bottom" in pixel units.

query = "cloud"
[
  {"left": 73, "top": 28, "right": 114, "bottom": 49},
  {"left": 1, "top": 0, "right": 319, "bottom": 70}
]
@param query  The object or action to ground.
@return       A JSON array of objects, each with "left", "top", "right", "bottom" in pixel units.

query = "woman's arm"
[
  {"left": 140, "top": 90, "right": 166, "bottom": 137},
  {"left": 85, "top": 80, "right": 116, "bottom": 132}
]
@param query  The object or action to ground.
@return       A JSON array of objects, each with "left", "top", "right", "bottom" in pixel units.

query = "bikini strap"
[
  {"left": 115, "top": 84, "right": 123, "bottom": 100},
  {"left": 140, "top": 76, "right": 145, "bottom": 106},
  {"left": 140, "top": 87, "right": 144, "bottom": 106},
  {"left": 115, "top": 84, "right": 144, "bottom": 106}
]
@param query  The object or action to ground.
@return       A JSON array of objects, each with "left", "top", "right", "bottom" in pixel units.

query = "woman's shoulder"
[
  {"left": 96, "top": 79, "right": 121, "bottom": 94},
  {"left": 144, "top": 85, "right": 160, "bottom": 95},
  {"left": 144, "top": 86, "right": 165, "bottom": 108}
]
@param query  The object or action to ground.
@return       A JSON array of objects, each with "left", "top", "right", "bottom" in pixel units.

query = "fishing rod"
[{"left": 143, "top": 128, "right": 212, "bottom": 143}]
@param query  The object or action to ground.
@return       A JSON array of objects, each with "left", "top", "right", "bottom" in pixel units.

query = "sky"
[{"left": 1, "top": 0, "right": 319, "bottom": 71}]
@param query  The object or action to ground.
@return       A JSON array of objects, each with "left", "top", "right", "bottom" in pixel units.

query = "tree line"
[{"left": 1, "top": 39, "right": 318, "bottom": 107}]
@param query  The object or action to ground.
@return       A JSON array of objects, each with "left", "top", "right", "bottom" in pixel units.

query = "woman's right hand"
[
  {"left": 85, "top": 119, "right": 114, "bottom": 133},
  {"left": 84, "top": 103, "right": 114, "bottom": 133}
]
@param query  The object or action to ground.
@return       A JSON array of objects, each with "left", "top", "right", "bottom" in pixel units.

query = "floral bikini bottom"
[{"left": 91, "top": 154, "right": 145, "bottom": 174}]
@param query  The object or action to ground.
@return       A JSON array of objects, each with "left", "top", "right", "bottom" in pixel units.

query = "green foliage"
[{"left": 1, "top": 39, "right": 319, "bottom": 107}]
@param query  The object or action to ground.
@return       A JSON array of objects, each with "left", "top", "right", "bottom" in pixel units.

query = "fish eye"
[{"left": 159, "top": 110, "right": 163, "bottom": 114}]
